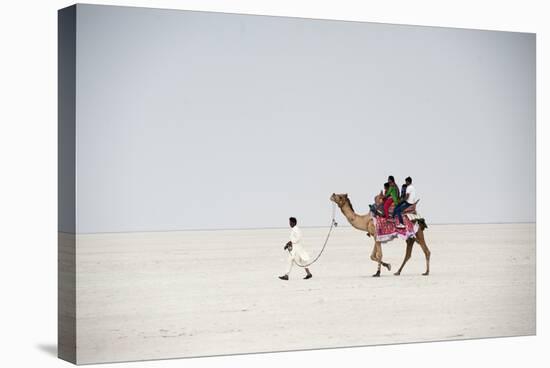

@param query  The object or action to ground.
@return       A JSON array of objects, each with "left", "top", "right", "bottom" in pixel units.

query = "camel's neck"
[
  {"left": 337, "top": 199, "right": 372, "bottom": 232},
  {"left": 339, "top": 201, "right": 359, "bottom": 222},
  {"left": 335, "top": 199, "right": 373, "bottom": 233}
]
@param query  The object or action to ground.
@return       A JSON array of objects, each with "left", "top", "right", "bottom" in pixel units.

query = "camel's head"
[{"left": 330, "top": 193, "right": 348, "bottom": 207}]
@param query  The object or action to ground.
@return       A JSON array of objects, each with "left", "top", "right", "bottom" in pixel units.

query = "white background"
[{"left": 0, "top": 0, "right": 547, "bottom": 367}]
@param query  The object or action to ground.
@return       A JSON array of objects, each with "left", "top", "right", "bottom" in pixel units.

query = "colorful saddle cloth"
[{"left": 372, "top": 214, "right": 418, "bottom": 242}]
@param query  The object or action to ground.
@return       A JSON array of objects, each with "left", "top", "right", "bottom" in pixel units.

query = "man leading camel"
[
  {"left": 279, "top": 217, "right": 313, "bottom": 280},
  {"left": 394, "top": 177, "right": 417, "bottom": 228}
]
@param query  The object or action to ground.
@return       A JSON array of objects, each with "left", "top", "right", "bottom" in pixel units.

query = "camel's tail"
[
  {"left": 415, "top": 218, "right": 428, "bottom": 231},
  {"left": 405, "top": 213, "right": 428, "bottom": 231}
]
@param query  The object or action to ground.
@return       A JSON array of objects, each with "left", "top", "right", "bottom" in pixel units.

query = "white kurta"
[{"left": 285, "top": 226, "right": 311, "bottom": 273}]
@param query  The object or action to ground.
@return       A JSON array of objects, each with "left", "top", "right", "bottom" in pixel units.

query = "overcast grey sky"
[{"left": 69, "top": 4, "right": 535, "bottom": 233}]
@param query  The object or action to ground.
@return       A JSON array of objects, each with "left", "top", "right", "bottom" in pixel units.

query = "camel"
[{"left": 330, "top": 193, "right": 431, "bottom": 277}]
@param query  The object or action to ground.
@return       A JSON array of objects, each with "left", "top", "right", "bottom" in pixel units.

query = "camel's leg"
[
  {"left": 415, "top": 230, "right": 431, "bottom": 276},
  {"left": 394, "top": 238, "right": 414, "bottom": 276},
  {"left": 374, "top": 263, "right": 381, "bottom": 277},
  {"left": 367, "top": 225, "right": 390, "bottom": 272},
  {"left": 370, "top": 242, "right": 380, "bottom": 277},
  {"left": 370, "top": 241, "right": 390, "bottom": 277},
  {"left": 370, "top": 243, "right": 377, "bottom": 262}
]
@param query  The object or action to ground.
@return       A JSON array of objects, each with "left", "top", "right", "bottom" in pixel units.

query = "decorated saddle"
[
  {"left": 369, "top": 194, "right": 425, "bottom": 241},
  {"left": 372, "top": 214, "right": 419, "bottom": 242}
]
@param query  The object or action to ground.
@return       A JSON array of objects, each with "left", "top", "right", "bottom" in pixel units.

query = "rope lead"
[{"left": 292, "top": 202, "right": 337, "bottom": 268}]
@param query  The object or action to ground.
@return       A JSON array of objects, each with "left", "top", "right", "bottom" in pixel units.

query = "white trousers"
[{"left": 285, "top": 245, "right": 311, "bottom": 274}]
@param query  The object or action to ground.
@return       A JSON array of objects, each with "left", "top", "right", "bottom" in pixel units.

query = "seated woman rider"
[{"left": 383, "top": 181, "right": 399, "bottom": 219}]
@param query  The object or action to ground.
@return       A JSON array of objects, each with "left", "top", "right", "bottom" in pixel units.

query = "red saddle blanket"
[{"left": 372, "top": 215, "right": 417, "bottom": 242}]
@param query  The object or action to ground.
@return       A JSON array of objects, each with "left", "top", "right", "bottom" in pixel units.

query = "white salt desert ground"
[{"left": 66, "top": 223, "right": 535, "bottom": 364}]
